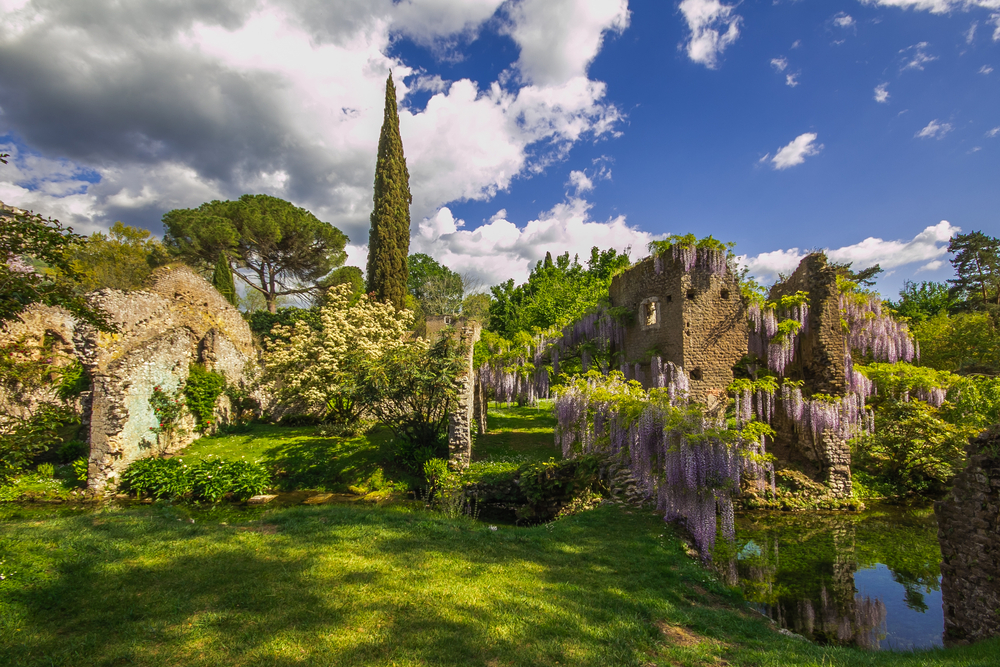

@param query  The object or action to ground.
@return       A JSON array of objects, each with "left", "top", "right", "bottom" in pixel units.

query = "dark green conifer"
[
  {"left": 212, "top": 251, "right": 239, "bottom": 307},
  {"left": 366, "top": 72, "right": 412, "bottom": 310}
]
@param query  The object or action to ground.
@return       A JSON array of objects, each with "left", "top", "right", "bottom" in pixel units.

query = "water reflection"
[{"left": 719, "top": 505, "right": 943, "bottom": 650}]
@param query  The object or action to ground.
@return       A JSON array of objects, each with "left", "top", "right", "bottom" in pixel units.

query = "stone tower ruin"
[{"left": 608, "top": 250, "right": 748, "bottom": 414}]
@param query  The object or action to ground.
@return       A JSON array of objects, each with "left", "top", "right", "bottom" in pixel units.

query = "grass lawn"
[
  {"left": 3, "top": 500, "right": 997, "bottom": 667},
  {"left": 3, "top": 404, "right": 999, "bottom": 665}
]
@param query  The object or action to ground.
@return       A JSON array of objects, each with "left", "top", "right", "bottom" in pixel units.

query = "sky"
[{"left": 0, "top": 0, "right": 997, "bottom": 299}]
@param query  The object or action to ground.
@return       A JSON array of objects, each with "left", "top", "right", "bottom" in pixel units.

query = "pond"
[{"left": 719, "top": 504, "right": 943, "bottom": 650}]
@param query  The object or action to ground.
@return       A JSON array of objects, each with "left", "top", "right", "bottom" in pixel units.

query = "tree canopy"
[
  {"left": 889, "top": 280, "right": 954, "bottom": 323},
  {"left": 162, "top": 194, "right": 348, "bottom": 314},
  {"left": 366, "top": 73, "right": 411, "bottom": 310},
  {"left": 948, "top": 230, "right": 1000, "bottom": 310},
  {"left": 68, "top": 221, "right": 169, "bottom": 292},
  {"left": 407, "top": 253, "right": 463, "bottom": 316},
  {"left": 487, "top": 247, "right": 630, "bottom": 339},
  {"left": 0, "top": 205, "right": 112, "bottom": 330}
]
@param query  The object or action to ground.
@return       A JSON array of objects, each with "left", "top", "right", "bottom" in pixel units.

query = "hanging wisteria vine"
[
  {"left": 840, "top": 291, "right": 916, "bottom": 364},
  {"left": 555, "top": 371, "right": 775, "bottom": 558}
]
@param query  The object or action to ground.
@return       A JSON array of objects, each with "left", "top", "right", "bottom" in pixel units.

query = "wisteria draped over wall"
[
  {"left": 654, "top": 245, "right": 729, "bottom": 276},
  {"left": 841, "top": 293, "right": 917, "bottom": 364},
  {"left": 555, "top": 369, "right": 772, "bottom": 558},
  {"left": 747, "top": 300, "right": 810, "bottom": 376}
]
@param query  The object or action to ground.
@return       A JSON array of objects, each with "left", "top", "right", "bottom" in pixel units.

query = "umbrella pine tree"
[{"left": 366, "top": 73, "right": 412, "bottom": 310}]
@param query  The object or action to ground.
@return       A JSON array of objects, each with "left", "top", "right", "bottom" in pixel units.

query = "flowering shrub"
[
  {"left": 264, "top": 283, "right": 413, "bottom": 424},
  {"left": 148, "top": 385, "right": 186, "bottom": 439}
]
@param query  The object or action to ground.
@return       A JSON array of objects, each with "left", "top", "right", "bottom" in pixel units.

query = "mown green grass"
[
  {"left": 474, "top": 402, "right": 560, "bottom": 464},
  {"left": 2, "top": 501, "right": 997, "bottom": 667}
]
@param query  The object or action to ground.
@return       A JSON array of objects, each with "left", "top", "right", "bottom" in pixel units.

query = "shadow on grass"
[
  {"left": 4, "top": 503, "right": 1000, "bottom": 667},
  {"left": 475, "top": 405, "right": 560, "bottom": 463}
]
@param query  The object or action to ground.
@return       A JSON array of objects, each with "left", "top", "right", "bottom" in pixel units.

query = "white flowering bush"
[{"left": 264, "top": 283, "right": 413, "bottom": 424}]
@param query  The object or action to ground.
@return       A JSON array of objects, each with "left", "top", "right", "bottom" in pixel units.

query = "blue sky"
[{"left": 0, "top": 0, "right": 997, "bottom": 298}]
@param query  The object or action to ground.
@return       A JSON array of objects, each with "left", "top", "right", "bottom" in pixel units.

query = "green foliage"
[
  {"left": 857, "top": 362, "right": 958, "bottom": 398},
  {"left": 487, "top": 247, "right": 630, "bottom": 339},
  {"left": 0, "top": 206, "right": 113, "bottom": 330},
  {"left": 148, "top": 385, "right": 186, "bottom": 437},
  {"left": 247, "top": 306, "right": 321, "bottom": 343},
  {"left": 910, "top": 311, "right": 1000, "bottom": 373},
  {"left": 119, "top": 455, "right": 270, "bottom": 501},
  {"left": 0, "top": 405, "right": 79, "bottom": 483},
  {"left": 889, "top": 280, "right": 954, "bottom": 323},
  {"left": 647, "top": 233, "right": 734, "bottom": 256},
  {"left": 366, "top": 73, "right": 411, "bottom": 310},
  {"left": 460, "top": 292, "right": 490, "bottom": 322},
  {"left": 163, "top": 194, "right": 348, "bottom": 313},
  {"left": 358, "top": 334, "right": 467, "bottom": 469},
  {"left": 947, "top": 230, "right": 1000, "bottom": 309},
  {"left": 770, "top": 319, "right": 801, "bottom": 343},
  {"left": 183, "top": 364, "right": 227, "bottom": 432},
  {"left": 851, "top": 398, "right": 971, "bottom": 495},
  {"left": 57, "top": 439, "right": 88, "bottom": 463},
  {"left": 211, "top": 252, "right": 238, "bottom": 306},
  {"left": 71, "top": 456, "right": 88, "bottom": 483},
  {"left": 55, "top": 359, "right": 89, "bottom": 399},
  {"left": 407, "top": 253, "right": 463, "bottom": 315},
  {"left": 318, "top": 265, "right": 364, "bottom": 303},
  {"left": 943, "top": 374, "right": 1000, "bottom": 431},
  {"left": 830, "top": 261, "right": 884, "bottom": 289},
  {"left": 68, "top": 221, "right": 169, "bottom": 291}
]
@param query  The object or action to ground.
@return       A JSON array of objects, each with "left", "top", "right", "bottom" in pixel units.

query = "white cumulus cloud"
[
  {"left": 738, "top": 221, "right": 960, "bottom": 285},
  {"left": 770, "top": 57, "right": 788, "bottom": 71},
  {"left": 409, "top": 197, "right": 662, "bottom": 285},
  {"left": 861, "top": 0, "right": 1000, "bottom": 14},
  {"left": 678, "top": 0, "right": 742, "bottom": 69},
  {"left": 874, "top": 82, "right": 890, "bottom": 103},
  {"left": 769, "top": 133, "right": 823, "bottom": 170},
  {"left": 915, "top": 119, "right": 953, "bottom": 139}
]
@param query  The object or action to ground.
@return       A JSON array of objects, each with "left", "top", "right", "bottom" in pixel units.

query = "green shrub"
[
  {"left": 119, "top": 456, "right": 270, "bottom": 502},
  {"left": 119, "top": 458, "right": 192, "bottom": 499},
  {"left": 0, "top": 405, "right": 79, "bottom": 483},
  {"left": 58, "top": 439, "right": 88, "bottom": 463},
  {"left": 71, "top": 457, "right": 88, "bottom": 484},
  {"left": 148, "top": 385, "right": 186, "bottom": 437},
  {"left": 35, "top": 462, "right": 55, "bottom": 478},
  {"left": 184, "top": 364, "right": 227, "bottom": 432}
]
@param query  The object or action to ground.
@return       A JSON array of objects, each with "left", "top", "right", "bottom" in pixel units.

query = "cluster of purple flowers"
[
  {"left": 747, "top": 301, "right": 811, "bottom": 376},
  {"left": 654, "top": 245, "right": 729, "bottom": 276},
  {"left": 840, "top": 293, "right": 917, "bottom": 364},
  {"left": 781, "top": 383, "right": 873, "bottom": 443},
  {"left": 555, "top": 372, "right": 772, "bottom": 558}
]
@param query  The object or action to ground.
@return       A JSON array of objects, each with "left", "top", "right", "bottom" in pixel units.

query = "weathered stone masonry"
[
  {"left": 936, "top": 425, "right": 1000, "bottom": 646},
  {"left": 609, "top": 253, "right": 748, "bottom": 415}
]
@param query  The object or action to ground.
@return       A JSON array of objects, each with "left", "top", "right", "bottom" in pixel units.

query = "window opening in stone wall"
[
  {"left": 720, "top": 289, "right": 729, "bottom": 300},
  {"left": 687, "top": 289, "right": 696, "bottom": 300},
  {"left": 666, "top": 295, "right": 672, "bottom": 302},
  {"left": 639, "top": 297, "right": 660, "bottom": 328},
  {"left": 690, "top": 367, "right": 703, "bottom": 381}
]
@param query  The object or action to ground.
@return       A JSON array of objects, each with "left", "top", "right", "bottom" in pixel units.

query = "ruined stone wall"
[
  {"left": 768, "top": 253, "right": 846, "bottom": 395},
  {"left": 609, "top": 253, "right": 747, "bottom": 411},
  {"left": 76, "top": 265, "right": 255, "bottom": 491},
  {"left": 936, "top": 425, "right": 1000, "bottom": 646},
  {"left": 427, "top": 319, "right": 481, "bottom": 469},
  {"left": 769, "top": 253, "right": 852, "bottom": 497}
]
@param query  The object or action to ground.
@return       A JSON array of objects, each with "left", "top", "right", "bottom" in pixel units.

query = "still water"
[{"left": 721, "top": 504, "right": 943, "bottom": 650}]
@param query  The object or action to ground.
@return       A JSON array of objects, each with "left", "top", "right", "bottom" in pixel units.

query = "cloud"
[
  {"left": 861, "top": 0, "right": 1000, "bottom": 14},
  {"left": 785, "top": 73, "right": 800, "bottom": 87},
  {"left": 505, "top": 0, "right": 630, "bottom": 86},
  {"left": 769, "top": 133, "right": 823, "bottom": 170},
  {"left": 0, "top": 0, "right": 626, "bottom": 247},
  {"left": 900, "top": 42, "right": 938, "bottom": 71},
  {"left": 987, "top": 127, "right": 1000, "bottom": 137},
  {"left": 832, "top": 12, "right": 856, "bottom": 28},
  {"left": 874, "top": 82, "right": 890, "bottom": 103},
  {"left": 738, "top": 221, "right": 960, "bottom": 284},
  {"left": 409, "top": 197, "right": 662, "bottom": 285},
  {"left": 770, "top": 57, "right": 788, "bottom": 71},
  {"left": 678, "top": 0, "right": 742, "bottom": 69},
  {"left": 992, "top": 12, "right": 1000, "bottom": 40},
  {"left": 567, "top": 170, "right": 593, "bottom": 194},
  {"left": 966, "top": 21, "right": 979, "bottom": 43},
  {"left": 980, "top": 65, "right": 995, "bottom": 74},
  {"left": 915, "top": 119, "right": 953, "bottom": 139}
]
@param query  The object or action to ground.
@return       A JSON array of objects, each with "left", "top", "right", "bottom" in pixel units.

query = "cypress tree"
[
  {"left": 212, "top": 251, "right": 239, "bottom": 307},
  {"left": 366, "top": 72, "right": 412, "bottom": 310}
]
